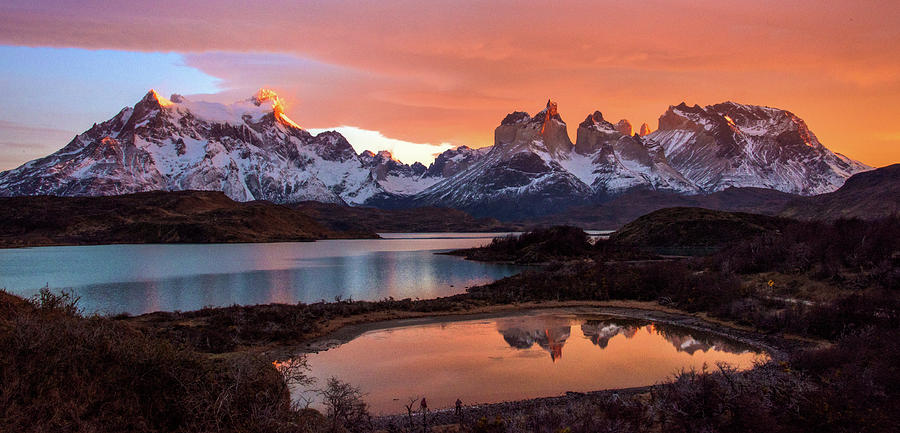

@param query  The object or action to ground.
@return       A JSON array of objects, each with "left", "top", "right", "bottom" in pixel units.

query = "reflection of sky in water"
[
  {"left": 299, "top": 314, "right": 768, "bottom": 414},
  {"left": 0, "top": 235, "right": 521, "bottom": 315}
]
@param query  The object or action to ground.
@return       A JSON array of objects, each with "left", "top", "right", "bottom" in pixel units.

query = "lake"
[
  {"left": 292, "top": 311, "right": 768, "bottom": 414},
  {"left": 0, "top": 233, "right": 522, "bottom": 315}
]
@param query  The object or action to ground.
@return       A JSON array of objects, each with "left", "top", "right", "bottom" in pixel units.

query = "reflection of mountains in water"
[
  {"left": 580, "top": 319, "right": 643, "bottom": 348},
  {"left": 496, "top": 316, "right": 571, "bottom": 361},
  {"left": 651, "top": 323, "right": 752, "bottom": 355},
  {"left": 497, "top": 315, "right": 755, "bottom": 361}
]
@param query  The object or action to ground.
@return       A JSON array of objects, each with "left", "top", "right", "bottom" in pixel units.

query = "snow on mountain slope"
[
  {"left": 564, "top": 110, "right": 698, "bottom": 197},
  {"left": 0, "top": 93, "right": 869, "bottom": 219},
  {"left": 647, "top": 102, "right": 870, "bottom": 195},
  {"left": 358, "top": 150, "right": 439, "bottom": 195},
  {"left": 0, "top": 90, "right": 384, "bottom": 204},
  {"left": 410, "top": 101, "right": 593, "bottom": 218},
  {"left": 424, "top": 146, "right": 489, "bottom": 178}
]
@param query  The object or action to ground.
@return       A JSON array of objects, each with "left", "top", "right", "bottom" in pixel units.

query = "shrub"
[{"left": 0, "top": 290, "right": 301, "bottom": 433}]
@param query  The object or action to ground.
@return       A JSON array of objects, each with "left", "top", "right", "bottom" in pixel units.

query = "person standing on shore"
[{"left": 421, "top": 397, "right": 428, "bottom": 432}]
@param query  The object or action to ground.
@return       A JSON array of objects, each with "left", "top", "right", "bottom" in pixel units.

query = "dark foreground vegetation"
[
  {"left": 427, "top": 329, "right": 898, "bottom": 433},
  {"left": 443, "top": 213, "right": 898, "bottom": 432},
  {"left": 0, "top": 290, "right": 309, "bottom": 433},
  {"left": 1, "top": 208, "right": 898, "bottom": 432},
  {"left": 0, "top": 190, "right": 376, "bottom": 248},
  {"left": 610, "top": 207, "right": 788, "bottom": 254},
  {"left": 469, "top": 214, "right": 899, "bottom": 339},
  {"left": 444, "top": 225, "right": 603, "bottom": 263}
]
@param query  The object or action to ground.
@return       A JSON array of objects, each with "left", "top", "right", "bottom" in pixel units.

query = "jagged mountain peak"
[
  {"left": 250, "top": 88, "right": 281, "bottom": 106},
  {"left": 660, "top": 101, "right": 794, "bottom": 133},
  {"left": 493, "top": 100, "right": 573, "bottom": 159},
  {"left": 649, "top": 100, "right": 870, "bottom": 195},
  {"left": 133, "top": 88, "right": 304, "bottom": 131},
  {"left": 545, "top": 99, "right": 557, "bottom": 112},
  {"left": 500, "top": 111, "right": 531, "bottom": 125},
  {"left": 541, "top": 99, "right": 562, "bottom": 125},
  {"left": 0, "top": 89, "right": 381, "bottom": 205},
  {"left": 247, "top": 88, "right": 300, "bottom": 128},
  {"left": 142, "top": 89, "right": 174, "bottom": 107},
  {"left": 639, "top": 123, "right": 652, "bottom": 136},
  {"left": 615, "top": 119, "right": 633, "bottom": 136},
  {"left": 570, "top": 109, "right": 699, "bottom": 196},
  {"left": 376, "top": 150, "right": 396, "bottom": 161},
  {"left": 424, "top": 145, "right": 487, "bottom": 178},
  {"left": 577, "top": 111, "right": 616, "bottom": 132},
  {"left": 359, "top": 149, "right": 405, "bottom": 166},
  {"left": 0, "top": 92, "right": 872, "bottom": 220}
]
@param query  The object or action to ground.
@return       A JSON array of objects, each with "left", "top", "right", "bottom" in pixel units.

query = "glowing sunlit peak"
[
  {"left": 251, "top": 88, "right": 281, "bottom": 106},
  {"left": 376, "top": 150, "right": 398, "bottom": 161},
  {"left": 251, "top": 88, "right": 301, "bottom": 129},
  {"left": 541, "top": 99, "right": 560, "bottom": 135},
  {"left": 148, "top": 89, "right": 173, "bottom": 107}
]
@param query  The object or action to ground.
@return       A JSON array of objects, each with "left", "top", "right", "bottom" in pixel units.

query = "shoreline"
[
  {"left": 0, "top": 234, "right": 385, "bottom": 250},
  {"left": 273, "top": 301, "right": 821, "bottom": 360},
  {"left": 372, "top": 385, "right": 655, "bottom": 428},
  {"left": 267, "top": 302, "right": 822, "bottom": 419}
]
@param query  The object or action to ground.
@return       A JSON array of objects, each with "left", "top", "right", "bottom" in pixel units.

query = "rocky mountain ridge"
[{"left": 0, "top": 91, "right": 871, "bottom": 220}]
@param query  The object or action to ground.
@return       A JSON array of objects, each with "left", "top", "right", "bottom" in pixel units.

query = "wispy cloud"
[{"left": 0, "top": 120, "right": 73, "bottom": 135}]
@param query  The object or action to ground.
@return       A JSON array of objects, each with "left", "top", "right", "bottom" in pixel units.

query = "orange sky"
[{"left": 1, "top": 0, "right": 899, "bottom": 166}]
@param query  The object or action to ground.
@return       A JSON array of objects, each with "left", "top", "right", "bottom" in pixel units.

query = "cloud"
[
  {"left": 0, "top": 120, "right": 73, "bottom": 136},
  {"left": 306, "top": 126, "right": 455, "bottom": 165},
  {"left": 0, "top": 120, "right": 78, "bottom": 169},
  {"left": 0, "top": 1, "right": 898, "bottom": 166}
]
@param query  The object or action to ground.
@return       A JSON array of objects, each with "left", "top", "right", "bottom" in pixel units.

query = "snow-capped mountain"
[
  {"left": 647, "top": 102, "right": 870, "bottom": 195},
  {"left": 424, "top": 146, "right": 489, "bottom": 178},
  {"left": 0, "top": 89, "right": 384, "bottom": 204},
  {"left": 406, "top": 101, "right": 703, "bottom": 217},
  {"left": 409, "top": 100, "right": 594, "bottom": 218},
  {"left": 569, "top": 110, "right": 699, "bottom": 198},
  {"left": 358, "top": 149, "right": 436, "bottom": 195},
  {"left": 0, "top": 91, "right": 870, "bottom": 220}
]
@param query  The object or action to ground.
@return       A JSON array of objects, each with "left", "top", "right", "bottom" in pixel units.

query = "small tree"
[
  {"left": 318, "top": 377, "right": 370, "bottom": 432},
  {"left": 273, "top": 355, "right": 317, "bottom": 410},
  {"left": 403, "top": 396, "right": 421, "bottom": 432},
  {"left": 274, "top": 355, "right": 315, "bottom": 388}
]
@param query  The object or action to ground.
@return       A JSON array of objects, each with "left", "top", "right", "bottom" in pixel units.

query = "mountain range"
[{"left": 0, "top": 89, "right": 871, "bottom": 220}]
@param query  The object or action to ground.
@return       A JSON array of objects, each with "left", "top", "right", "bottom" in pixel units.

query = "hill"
[
  {"left": 289, "top": 201, "right": 525, "bottom": 232},
  {"left": 529, "top": 187, "right": 796, "bottom": 229},
  {"left": 780, "top": 164, "right": 900, "bottom": 220},
  {"left": 610, "top": 207, "right": 786, "bottom": 253},
  {"left": 0, "top": 190, "right": 375, "bottom": 248}
]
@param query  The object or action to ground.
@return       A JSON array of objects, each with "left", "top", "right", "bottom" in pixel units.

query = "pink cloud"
[{"left": 1, "top": 0, "right": 899, "bottom": 165}]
